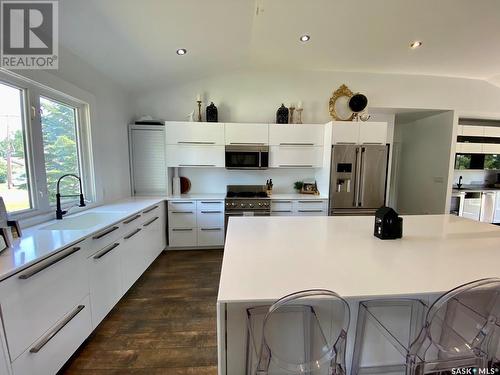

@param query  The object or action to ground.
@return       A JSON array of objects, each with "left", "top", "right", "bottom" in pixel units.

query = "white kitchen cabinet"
[
  {"left": 294, "top": 200, "right": 328, "bottom": 216},
  {"left": 461, "top": 125, "right": 484, "bottom": 137},
  {"left": 480, "top": 192, "right": 497, "bottom": 223},
  {"left": 225, "top": 123, "right": 269, "bottom": 145},
  {"left": 462, "top": 196, "right": 482, "bottom": 221},
  {"left": 269, "top": 146, "right": 323, "bottom": 168},
  {"left": 87, "top": 242, "right": 123, "bottom": 328},
  {"left": 484, "top": 126, "right": 500, "bottom": 138},
  {"left": 169, "top": 210, "right": 197, "bottom": 228},
  {"left": 271, "top": 200, "right": 294, "bottom": 215},
  {"left": 169, "top": 228, "right": 197, "bottom": 247},
  {"left": 494, "top": 192, "right": 500, "bottom": 223},
  {"left": 359, "top": 122, "right": 388, "bottom": 144},
  {"left": 166, "top": 144, "right": 225, "bottom": 167},
  {"left": 197, "top": 228, "right": 224, "bottom": 247},
  {"left": 332, "top": 122, "right": 388, "bottom": 145},
  {"left": 12, "top": 295, "right": 92, "bottom": 375},
  {"left": 197, "top": 210, "right": 224, "bottom": 228},
  {"left": 120, "top": 225, "right": 149, "bottom": 290},
  {"left": 269, "top": 124, "right": 324, "bottom": 146},
  {"left": 0, "top": 244, "right": 89, "bottom": 361},
  {"left": 482, "top": 144, "right": 500, "bottom": 154},
  {"left": 458, "top": 142, "right": 483, "bottom": 154},
  {"left": 331, "top": 122, "right": 359, "bottom": 144},
  {"left": 129, "top": 125, "right": 166, "bottom": 195},
  {"left": 165, "top": 122, "right": 224, "bottom": 145}
]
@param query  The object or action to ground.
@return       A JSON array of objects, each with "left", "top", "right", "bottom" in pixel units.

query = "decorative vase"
[
  {"left": 276, "top": 104, "right": 289, "bottom": 124},
  {"left": 206, "top": 102, "right": 218, "bottom": 122}
]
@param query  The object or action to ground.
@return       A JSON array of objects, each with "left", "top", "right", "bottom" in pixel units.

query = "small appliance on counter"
[{"left": 374, "top": 207, "right": 403, "bottom": 240}]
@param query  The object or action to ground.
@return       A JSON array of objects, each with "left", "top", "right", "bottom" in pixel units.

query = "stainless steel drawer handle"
[
  {"left": 273, "top": 200, "right": 292, "bottom": 203},
  {"left": 298, "top": 201, "right": 323, "bottom": 203},
  {"left": 279, "top": 143, "right": 314, "bottom": 146},
  {"left": 93, "top": 226, "right": 119, "bottom": 240},
  {"left": 18, "top": 247, "right": 81, "bottom": 280},
  {"left": 273, "top": 210, "right": 292, "bottom": 213},
  {"left": 143, "top": 217, "right": 159, "bottom": 227},
  {"left": 279, "top": 165, "right": 314, "bottom": 168},
  {"left": 142, "top": 205, "right": 159, "bottom": 214},
  {"left": 298, "top": 210, "right": 324, "bottom": 213},
  {"left": 124, "top": 228, "right": 142, "bottom": 240},
  {"left": 200, "top": 201, "right": 222, "bottom": 204},
  {"left": 200, "top": 228, "right": 222, "bottom": 231},
  {"left": 172, "top": 211, "right": 194, "bottom": 214},
  {"left": 30, "top": 305, "right": 85, "bottom": 353},
  {"left": 179, "top": 164, "right": 216, "bottom": 167},
  {"left": 94, "top": 243, "right": 120, "bottom": 260},
  {"left": 178, "top": 141, "right": 215, "bottom": 145},
  {"left": 230, "top": 142, "right": 265, "bottom": 145},
  {"left": 123, "top": 214, "right": 141, "bottom": 224},
  {"left": 171, "top": 201, "right": 193, "bottom": 204},
  {"left": 201, "top": 211, "right": 222, "bottom": 214},
  {"left": 172, "top": 228, "right": 193, "bottom": 232}
]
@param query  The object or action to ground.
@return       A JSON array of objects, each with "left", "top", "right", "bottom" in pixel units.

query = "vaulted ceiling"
[{"left": 59, "top": 0, "right": 500, "bottom": 92}]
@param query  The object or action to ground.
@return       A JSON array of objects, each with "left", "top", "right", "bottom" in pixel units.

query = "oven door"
[
  {"left": 224, "top": 211, "right": 270, "bottom": 235},
  {"left": 225, "top": 146, "right": 268, "bottom": 170}
]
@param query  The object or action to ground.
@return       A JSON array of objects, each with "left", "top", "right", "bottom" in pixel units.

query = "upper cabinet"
[
  {"left": 269, "top": 124, "right": 324, "bottom": 146},
  {"left": 165, "top": 122, "right": 224, "bottom": 145},
  {"left": 456, "top": 122, "right": 500, "bottom": 155},
  {"left": 331, "top": 121, "right": 388, "bottom": 145},
  {"left": 225, "top": 123, "right": 269, "bottom": 145}
]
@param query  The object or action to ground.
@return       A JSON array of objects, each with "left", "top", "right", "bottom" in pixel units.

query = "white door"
[
  {"left": 165, "top": 145, "right": 225, "bottom": 167},
  {"left": 225, "top": 123, "right": 269, "bottom": 145},
  {"left": 130, "top": 126, "right": 166, "bottom": 195},
  {"left": 270, "top": 146, "right": 323, "bottom": 168}
]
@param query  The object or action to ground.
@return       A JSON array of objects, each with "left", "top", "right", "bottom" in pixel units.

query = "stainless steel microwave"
[{"left": 225, "top": 145, "right": 269, "bottom": 170}]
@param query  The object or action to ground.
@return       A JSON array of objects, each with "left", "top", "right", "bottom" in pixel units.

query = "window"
[
  {"left": 40, "top": 97, "right": 81, "bottom": 204},
  {"left": 0, "top": 82, "right": 31, "bottom": 212},
  {"left": 0, "top": 72, "right": 94, "bottom": 218}
]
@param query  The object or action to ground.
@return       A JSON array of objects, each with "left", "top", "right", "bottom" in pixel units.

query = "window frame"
[{"left": 0, "top": 71, "right": 95, "bottom": 220}]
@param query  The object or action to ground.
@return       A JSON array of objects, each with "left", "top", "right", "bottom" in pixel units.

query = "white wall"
[
  {"left": 452, "top": 170, "right": 500, "bottom": 186},
  {"left": 131, "top": 69, "right": 500, "bottom": 123},
  {"left": 16, "top": 47, "right": 133, "bottom": 203},
  {"left": 395, "top": 111, "right": 455, "bottom": 214}
]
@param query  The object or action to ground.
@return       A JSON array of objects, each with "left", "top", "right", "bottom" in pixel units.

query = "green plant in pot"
[{"left": 294, "top": 181, "right": 304, "bottom": 191}]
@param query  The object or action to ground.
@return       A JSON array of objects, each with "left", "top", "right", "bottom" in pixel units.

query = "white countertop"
[
  {"left": 270, "top": 193, "right": 329, "bottom": 200},
  {"left": 166, "top": 193, "right": 328, "bottom": 200},
  {"left": 218, "top": 215, "right": 500, "bottom": 303},
  {"left": 0, "top": 197, "right": 164, "bottom": 282}
]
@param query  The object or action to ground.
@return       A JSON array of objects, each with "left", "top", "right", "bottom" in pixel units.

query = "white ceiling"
[{"left": 60, "top": 0, "right": 500, "bottom": 92}]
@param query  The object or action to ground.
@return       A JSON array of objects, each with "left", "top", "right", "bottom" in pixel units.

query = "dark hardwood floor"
[{"left": 60, "top": 250, "right": 223, "bottom": 375}]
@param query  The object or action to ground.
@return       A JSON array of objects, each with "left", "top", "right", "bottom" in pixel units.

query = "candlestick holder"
[
  {"left": 289, "top": 106, "right": 295, "bottom": 124},
  {"left": 197, "top": 100, "right": 202, "bottom": 122},
  {"left": 296, "top": 108, "right": 303, "bottom": 124}
]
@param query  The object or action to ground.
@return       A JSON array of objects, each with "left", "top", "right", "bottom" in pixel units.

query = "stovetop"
[
  {"left": 225, "top": 185, "right": 270, "bottom": 210},
  {"left": 226, "top": 191, "right": 269, "bottom": 198}
]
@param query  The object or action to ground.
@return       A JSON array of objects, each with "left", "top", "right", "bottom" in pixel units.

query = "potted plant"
[{"left": 294, "top": 181, "right": 304, "bottom": 192}]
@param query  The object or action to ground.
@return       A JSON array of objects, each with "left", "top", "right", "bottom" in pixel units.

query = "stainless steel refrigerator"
[{"left": 329, "top": 144, "right": 389, "bottom": 215}]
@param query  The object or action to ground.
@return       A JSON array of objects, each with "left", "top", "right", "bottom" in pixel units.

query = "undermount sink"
[{"left": 41, "top": 212, "right": 125, "bottom": 231}]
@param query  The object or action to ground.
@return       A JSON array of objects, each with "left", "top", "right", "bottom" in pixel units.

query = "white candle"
[
  {"left": 196, "top": 94, "right": 201, "bottom": 102},
  {"left": 289, "top": 103, "right": 295, "bottom": 108},
  {"left": 297, "top": 101, "right": 303, "bottom": 109}
]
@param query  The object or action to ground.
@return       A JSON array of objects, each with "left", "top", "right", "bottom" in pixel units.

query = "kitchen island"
[{"left": 217, "top": 214, "right": 500, "bottom": 374}]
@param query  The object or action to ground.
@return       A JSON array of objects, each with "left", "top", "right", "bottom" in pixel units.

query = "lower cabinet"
[
  {"left": 12, "top": 295, "right": 92, "bottom": 375},
  {"left": 168, "top": 199, "right": 224, "bottom": 248},
  {"left": 271, "top": 199, "right": 328, "bottom": 216},
  {"left": 0, "top": 202, "right": 167, "bottom": 375}
]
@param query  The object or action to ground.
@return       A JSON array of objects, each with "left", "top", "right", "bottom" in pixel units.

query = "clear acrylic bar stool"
[
  {"left": 351, "top": 278, "right": 500, "bottom": 375},
  {"left": 246, "top": 289, "right": 351, "bottom": 375}
]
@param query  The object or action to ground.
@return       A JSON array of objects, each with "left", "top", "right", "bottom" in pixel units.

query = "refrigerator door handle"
[
  {"left": 353, "top": 147, "right": 360, "bottom": 207},
  {"left": 358, "top": 147, "right": 366, "bottom": 207}
]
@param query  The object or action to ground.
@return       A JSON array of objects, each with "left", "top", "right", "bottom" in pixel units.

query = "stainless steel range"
[{"left": 224, "top": 185, "right": 270, "bottom": 234}]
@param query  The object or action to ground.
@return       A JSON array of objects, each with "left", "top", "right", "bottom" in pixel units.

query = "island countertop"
[{"left": 217, "top": 214, "right": 500, "bottom": 303}]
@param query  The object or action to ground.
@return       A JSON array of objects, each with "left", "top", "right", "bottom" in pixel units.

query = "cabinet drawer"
[
  {"left": 295, "top": 209, "right": 327, "bottom": 216},
  {"left": 0, "top": 245, "right": 88, "bottom": 361},
  {"left": 225, "top": 123, "right": 269, "bottom": 145},
  {"left": 169, "top": 228, "right": 197, "bottom": 247},
  {"left": 165, "top": 122, "right": 225, "bottom": 145},
  {"left": 90, "top": 224, "right": 125, "bottom": 256},
  {"left": 458, "top": 143, "right": 483, "bottom": 153},
  {"left": 269, "top": 124, "right": 324, "bottom": 146},
  {"left": 271, "top": 211, "right": 294, "bottom": 216},
  {"left": 168, "top": 200, "right": 196, "bottom": 211},
  {"left": 168, "top": 210, "right": 196, "bottom": 228},
  {"left": 197, "top": 210, "right": 224, "bottom": 228},
  {"left": 12, "top": 295, "right": 92, "bottom": 375},
  {"left": 295, "top": 200, "right": 328, "bottom": 212},
  {"left": 332, "top": 122, "right": 359, "bottom": 144},
  {"left": 141, "top": 203, "right": 162, "bottom": 221},
  {"left": 87, "top": 242, "right": 123, "bottom": 328},
  {"left": 462, "top": 125, "right": 484, "bottom": 136},
  {"left": 197, "top": 200, "right": 224, "bottom": 211},
  {"left": 359, "top": 122, "right": 388, "bottom": 144},
  {"left": 482, "top": 144, "right": 500, "bottom": 154},
  {"left": 197, "top": 228, "right": 224, "bottom": 247},
  {"left": 269, "top": 146, "right": 323, "bottom": 168},
  {"left": 165, "top": 145, "right": 225, "bottom": 167},
  {"left": 484, "top": 126, "right": 500, "bottom": 138},
  {"left": 271, "top": 200, "right": 293, "bottom": 212}
]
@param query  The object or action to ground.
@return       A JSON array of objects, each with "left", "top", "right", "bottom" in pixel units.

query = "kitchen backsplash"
[{"left": 453, "top": 169, "right": 500, "bottom": 186}]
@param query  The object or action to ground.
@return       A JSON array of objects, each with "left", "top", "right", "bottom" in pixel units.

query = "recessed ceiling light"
[
  {"left": 300, "top": 35, "right": 310, "bottom": 42},
  {"left": 176, "top": 48, "right": 187, "bottom": 55},
  {"left": 409, "top": 40, "right": 422, "bottom": 49}
]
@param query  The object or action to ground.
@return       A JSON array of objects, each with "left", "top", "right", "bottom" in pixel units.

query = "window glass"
[
  {"left": 40, "top": 97, "right": 81, "bottom": 204},
  {"left": 0, "top": 82, "right": 31, "bottom": 212},
  {"left": 485, "top": 154, "right": 500, "bottom": 170}
]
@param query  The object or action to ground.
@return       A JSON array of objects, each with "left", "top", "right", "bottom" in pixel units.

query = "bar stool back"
[{"left": 246, "top": 289, "right": 351, "bottom": 375}]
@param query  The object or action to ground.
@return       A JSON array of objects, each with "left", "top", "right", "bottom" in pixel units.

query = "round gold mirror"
[{"left": 329, "top": 84, "right": 354, "bottom": 121}]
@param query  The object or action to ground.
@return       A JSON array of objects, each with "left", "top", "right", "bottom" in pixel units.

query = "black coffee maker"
[{"left": 374, "top": 207, "right": 403, "bottom": 240}]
